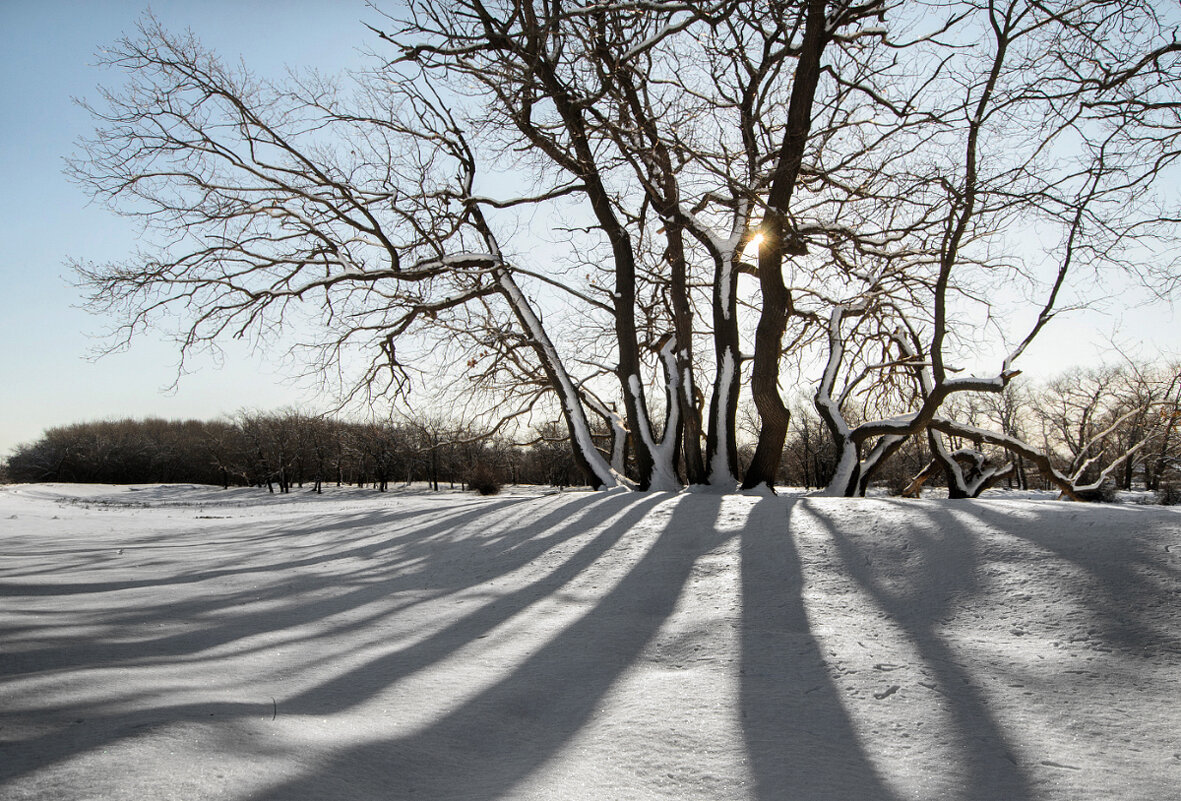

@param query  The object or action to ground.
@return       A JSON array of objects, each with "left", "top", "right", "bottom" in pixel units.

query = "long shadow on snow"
[
  {"left": 803, "top": 499, "right": 1033, "bottom": 801},
  {"left": 0, "top": 502, "right": 459, "bottom": 656},
  {"left": 964, "top": 501, "right": 1181, "bottom": 657},
  {"left": 740, "top": 498, "right": 900, "bottom": 801},
  {"left": 278, "top": 491, "right": 669, "bottom": 716},
  {"left": 0, "top": 498, "right": 534, "bottom": 677},
  {"left": 0, "top": 498, "right": 504, "bottom": 593},
  {"left": 0, "top": 493, "right": 652, "bottom": 786},
  {"left": 0, "top": 493, "right": 642, "bottom": 679},
  {"left": 245, "top": 493, "right": 706, "bottom": 800}
]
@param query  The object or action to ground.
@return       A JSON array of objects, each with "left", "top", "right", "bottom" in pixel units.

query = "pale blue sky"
[
  {"left": 0, "top": 1, "right": 377, "bottom": 456},
  {"left": 0, "top": 2, "right": 1175, "bottom": 459}
]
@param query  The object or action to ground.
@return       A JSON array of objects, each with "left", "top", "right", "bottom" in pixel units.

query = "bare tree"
[
  {"left": 70, "top": 2, "right": 1181, "bottom": 495},
  {"left": 797, "top": 0, "right": 1177, "bottom": 497}
]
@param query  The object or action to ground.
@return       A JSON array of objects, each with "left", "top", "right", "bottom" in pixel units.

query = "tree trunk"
[
  {"left": 666, "top": 222, "right": 705, "bottom": 484},
  {"left": 495, "top": 268, "right": 621, "bottom": 488},
  {"left": 741, "top": 0, "right": 829, "bottom": 490},
  {"left": 706, "top": 248, "right": 742, "bottom": 486}
]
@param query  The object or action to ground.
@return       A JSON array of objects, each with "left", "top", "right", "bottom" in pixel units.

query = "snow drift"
[{"left": 1, "top": 484, "right": 1178, "bottom": 800}]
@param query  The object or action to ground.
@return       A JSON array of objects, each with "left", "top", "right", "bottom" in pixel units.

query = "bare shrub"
[{"left": 468, "top": 464, "right": 502, "bottom": 496}]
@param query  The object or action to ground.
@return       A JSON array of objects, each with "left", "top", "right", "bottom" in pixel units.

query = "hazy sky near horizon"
[{"left": 1, "top": 1, "right": 1176, "bottom": 459}]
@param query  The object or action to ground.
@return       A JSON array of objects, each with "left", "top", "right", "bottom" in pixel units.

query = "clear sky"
[
  {"left": 0, "top": 1, "right": 1176, "bottom": 459},
  {"left": 0, "top": 1, "right": 378, "bottom": 457}
]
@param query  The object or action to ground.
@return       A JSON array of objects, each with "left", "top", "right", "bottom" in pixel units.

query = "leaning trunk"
[{"left": 495, "top": 268, "right": 623, "bottom": 489}]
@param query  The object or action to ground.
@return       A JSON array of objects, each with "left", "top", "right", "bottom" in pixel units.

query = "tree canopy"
[{"left": 72, "top": 0, "right": 1181, "bottom": 494}]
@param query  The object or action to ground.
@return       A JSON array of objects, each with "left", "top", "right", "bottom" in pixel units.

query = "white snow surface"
[{"left": 1, "top": 483, "right": 1179, "bottom": 800}]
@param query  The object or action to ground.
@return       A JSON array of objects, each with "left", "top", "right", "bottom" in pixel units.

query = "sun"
[{"left": 743, "top": 232, "right": 765, "bottom": 261}]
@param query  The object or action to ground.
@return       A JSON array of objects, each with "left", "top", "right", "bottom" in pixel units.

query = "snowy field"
[{"left": 1, "top": 482, "right": 1179, "bottom": 801}]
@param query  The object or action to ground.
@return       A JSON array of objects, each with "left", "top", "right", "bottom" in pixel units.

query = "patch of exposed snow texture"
[{"left": 2, "top": 483, "right": 1179, "bottom": 801}]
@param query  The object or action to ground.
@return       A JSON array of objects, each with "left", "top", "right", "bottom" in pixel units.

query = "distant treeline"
[
  {"left": 1, "top": 413, "right": 588, "bottom": 492},
  {"left": 0, "top": 409, "right": 863, "bottom": 491},
  {"left": 4, "top": 363, "right": 1179, "bottom": 497}
]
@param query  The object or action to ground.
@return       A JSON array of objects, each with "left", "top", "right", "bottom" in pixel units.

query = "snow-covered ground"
[{"left": 1, "top": 483, "right": 1178, "bottom": 800}]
